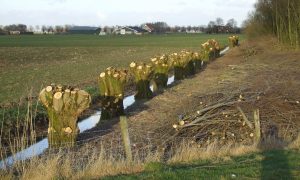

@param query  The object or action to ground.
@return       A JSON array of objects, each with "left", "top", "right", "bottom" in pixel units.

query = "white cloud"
[
  {"left": 96, "top": 11, "right": 107, "bottom": 21},
  {"left": 0, "top": 0, "right": 256, "bottom": 26}
]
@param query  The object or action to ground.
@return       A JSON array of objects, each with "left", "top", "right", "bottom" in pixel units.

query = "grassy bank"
[{"left": 104, "top": 150, "right": 300, "bottom": 180}]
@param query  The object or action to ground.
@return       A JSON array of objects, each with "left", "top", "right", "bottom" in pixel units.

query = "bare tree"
[
  {"left": 35, "top": 25, "right": 40, "bottom": 32},
  {"left": 28, "top": 25, "right": 34, "bottom": 32},
  {"left": 226, "top": 18, "right": 238, "bottom": 28},
  {"left": 42, "top": 25, "right": 47, "bottom": 33},
  {"left": 216, "top": 17, "right": 224, "bottom": 26},
  {"left": 55, "top": 25, "right": 64, "bottom": 33}
]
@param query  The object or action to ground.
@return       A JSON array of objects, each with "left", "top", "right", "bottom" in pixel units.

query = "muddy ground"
[{"left": 74, "top": 38, "right": 300, "bottom": 157}]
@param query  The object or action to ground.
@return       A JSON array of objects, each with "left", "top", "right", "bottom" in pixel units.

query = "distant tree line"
[
  {"left": 243, "top": 0, "right": 300, "bottom": 48},
  {"left": 206, "top": 17, "right": 240, "bottom": 34},
  {"left": 0, "top": 18, "right": 241, "bottom": 35},
  {"left": 144, "top": 18, "right": 240, "bottom": 34},
  {"left": 0, "top": 24, "right": 72, "bottom": 34}
]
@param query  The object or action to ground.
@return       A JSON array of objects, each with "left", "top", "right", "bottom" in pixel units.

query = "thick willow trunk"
[
  {"left": 186, "top": 61, "right": 195, "bottom": 76},
  {"left": 101, "top": 96, "right": 124, "bottom": 120},
  {"left": 174, "top": 66, "right": 186, "bottom": 80},
  {"left": 39, "top": 85, "right": 91, "bottom": 148},
  {"left": 194, "top": 60, "right": 202, "bottom": 71},
  {"left": 47, "top": 109, "right": 78, "bottom": 148},
  {"left": 153, "top": 73, "right": 168, "bottom": 90},
  {"left": 98, "top": 68, "right": 127, "bottom": 120},
  {"left": 135, "top": 80, "right": 153, "bottom": 99}
]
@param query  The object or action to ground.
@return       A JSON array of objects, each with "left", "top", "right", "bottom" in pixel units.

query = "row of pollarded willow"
[
  {"left": 100, "top": 39, "right": 223, "bottom": 120},
  {"left": 39, "top": 37, "right": 233, "bottom": 148}
]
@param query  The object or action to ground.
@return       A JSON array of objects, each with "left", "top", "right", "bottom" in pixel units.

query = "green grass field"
[
  {"left": 103, "top": 150, "right": 300, "bottom": 179},
  {"left": 0, "top": 34, "right": 243, "bottom": 104}
]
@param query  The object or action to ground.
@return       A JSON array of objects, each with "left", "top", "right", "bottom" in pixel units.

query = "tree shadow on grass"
[{"left": 258, "top": 124, "right": 293, "bottom": 180}]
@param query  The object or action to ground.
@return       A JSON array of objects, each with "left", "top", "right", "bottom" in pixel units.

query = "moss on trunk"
[
  {"left": 153, "top": 73, "right": 168, "bottom": 89},
  {"left": 130, "top": 62, "right": 153, "bottom": 100},
  {"left": 135, "top": 80, "right": 153, "bottom": 99},
  {"left": 98, "top": 67, "right": 128, "bottom": 120},
  {"left": 39, "top": 85, "right": 91, "bottom": 148},
  {"left": 174, "top": 66, "right": 186, "bottom": 80}
]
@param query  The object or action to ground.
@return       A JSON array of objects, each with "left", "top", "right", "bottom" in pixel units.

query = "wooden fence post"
[
  {"left": 120, "top": 116, "right": 132, "bottom": 162},
  {"left": 254, "top": 109, "right": 261, "bottom": 144}
]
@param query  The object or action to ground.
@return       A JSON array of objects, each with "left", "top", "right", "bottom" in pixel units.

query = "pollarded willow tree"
[
  {"left": 200, "top": 39, "right": 221, "bottom": 63},
  {"left": 130, "top": 62, "right": 154, "bottom": 99},
  {"left": 39, "top": 84, "right": 91, "bottom": 148},
  {"left": 98, "top": 67, "right": 128, "bottom": 120},
  {"left": 150, "top": 55, "right": 173, "bottom": 91},
  {"left": 228, "top": 36, "right": 239, "bottom": 48},
  {"left": 172, "top": 51, "right": 195, "bottom": 80},
  {"left": 192, "top": 52, "right": 203, "bottom": 71}
]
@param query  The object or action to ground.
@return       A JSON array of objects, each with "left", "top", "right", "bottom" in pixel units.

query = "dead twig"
[{"left": 237, "top": 106, "right": 253, "bottom": 129}]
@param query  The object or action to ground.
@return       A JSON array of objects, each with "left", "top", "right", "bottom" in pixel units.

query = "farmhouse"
[
  {"left": 68, "top": 26, "right": 101, "bottom": 34},
  {"left": 113, "top": 26, "right": 148, "bottom": 35},
  {"left": 142, "top": 24, "right": 154, "bottom": 33},
  {"left": 9, "top": 31, "right": 21, "bottom": 35}
]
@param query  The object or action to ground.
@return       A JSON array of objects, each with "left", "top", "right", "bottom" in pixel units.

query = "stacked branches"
[
  {"left": 98, "top": 67, "right": 128, "bottom": 120},
  {"left": 171, "top": 93, "right": 259, "bottom": 146},
  {"left": 130, "top": 62, "right": 153, "bottom": 99},
  {"left": 39, "top": 84, "right": 91, "bottom": 148}
]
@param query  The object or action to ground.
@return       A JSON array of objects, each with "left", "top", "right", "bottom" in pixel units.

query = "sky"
[{"left": 0, "top": 0, "right": 257, "bottom": 27}]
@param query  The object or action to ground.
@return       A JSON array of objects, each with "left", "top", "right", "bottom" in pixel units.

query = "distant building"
[
  {"left": 142, "top": 24, "right": 154, "bottom": 33},
  {"left": 68, "top": 26, "right": 101, "bottom": 34},
  {"left": 9, "top": 31, "right": 21, "bottom": 35},
  {"left": 0, "top": 29, "right": 8, "bottom": 35},
  {"left": 186, "top": 30, "right": 203, "bottom": 34},
  {"left": 113, "top": 26, "right": 148, "bottom": 35},
  {"left": 99, "top": 31, "right": 106, "bottom": 36}
]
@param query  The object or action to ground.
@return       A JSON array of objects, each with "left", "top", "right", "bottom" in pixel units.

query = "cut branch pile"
[{"left": 171, "top": 92, "right": 262, "bottom": 146}]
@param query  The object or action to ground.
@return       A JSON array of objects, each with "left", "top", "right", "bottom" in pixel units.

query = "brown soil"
[{"left": 75, "top": 38, "right": 300, "bottom": 156}]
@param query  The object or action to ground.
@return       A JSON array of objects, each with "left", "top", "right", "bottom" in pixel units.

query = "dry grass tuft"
[
  {"left": 288, "top": 133, "right": 300, "bottom": 150},
  {"left": 79, "top": 151, "right": 143, "bottom": 179},
  {"left": 21, "top": 155, "right": 62, "bottom": 180},
  {"left": 16, "top": 147, "right": 145, "bottom": 180},
  {"left": 2, "top": 136, "right": 300, "bottom": 179},
  {"left": 168, "top": 141, "right": 258, "bottom": 164}
]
